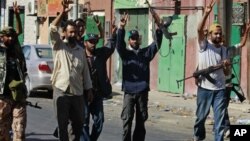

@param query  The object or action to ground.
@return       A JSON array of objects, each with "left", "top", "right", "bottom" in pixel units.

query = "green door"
[
  {"left": 85, "top": 15, "right": 105, "bottom": 48},
  {"left": 158, "top": 15, "right": 186, "bottom": 94}
]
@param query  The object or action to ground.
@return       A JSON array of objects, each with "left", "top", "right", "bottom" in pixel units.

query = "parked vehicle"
[{"left": 22, "top": 44, "right": 53, "bottom": 96}]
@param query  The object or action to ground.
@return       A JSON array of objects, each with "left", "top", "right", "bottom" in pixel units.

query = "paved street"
[{"left": 24, "top": 85, "right": 250, "bottom": 141}]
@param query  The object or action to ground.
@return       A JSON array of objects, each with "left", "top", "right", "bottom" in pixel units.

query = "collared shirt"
[{"left": 49, "top": 24, "right": 92, "bottom": 96}]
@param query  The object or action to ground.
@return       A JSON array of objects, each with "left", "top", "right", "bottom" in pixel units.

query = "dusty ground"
[{"left": 104, "top": 85, "right": 250, "bottom": 140}]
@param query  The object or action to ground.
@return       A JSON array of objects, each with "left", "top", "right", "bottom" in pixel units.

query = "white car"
[{"left": 22, "top": 44, "right": 53, "bottom": 96}]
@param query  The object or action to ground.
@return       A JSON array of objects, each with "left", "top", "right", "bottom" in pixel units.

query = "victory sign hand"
[
  {"left": 13, "top": 1, "right": 20, "bottom": 14},
  {"left": 205, "top": 0, "right": 217, "bottom": 14},
  {"left": 120, "top": 12, "right": 129, "bottom": 28},
  {"left": 62, "top": 0, "right": 73, "bottom": 14}
]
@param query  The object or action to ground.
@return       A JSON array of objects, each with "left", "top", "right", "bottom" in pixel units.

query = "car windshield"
[{"left": 36, "top": 48, "right": 52, "bottom": 59}]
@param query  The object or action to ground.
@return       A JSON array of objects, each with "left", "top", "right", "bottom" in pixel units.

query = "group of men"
[
  {"left": 0, "top": 0, "right": 250, "bottom": 141},
  {"left": 49, "top": 0, "right": 163, "bottom": 141}
]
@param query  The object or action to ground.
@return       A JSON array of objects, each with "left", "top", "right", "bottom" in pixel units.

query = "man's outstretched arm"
[
  {"left": 197, "top": 0, "right": 217, "bottom": 43},
  {"left": 237, "top": 21, "right": 250, "bottom": 48},
  {"left": 93, "top": 15, "right": 104, "bottom": 39},
  {"left": 13, "top": 1, "right": 22, "bottom": 36}
]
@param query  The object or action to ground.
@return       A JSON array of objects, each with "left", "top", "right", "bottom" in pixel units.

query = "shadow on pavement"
[
  {"left": 26, "top": 132, "right": 57, "bottom": 141},
  {"left": 111, "top": 91, "right": 121, "bottom": 96},
  {"left": 26, "top": 139, "right": 57, "bottom": 141},
  {"left": 29, "top": 90, "right": 53, "bottom": 99}
]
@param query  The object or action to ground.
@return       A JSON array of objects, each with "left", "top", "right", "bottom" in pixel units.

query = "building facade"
[{"left": 1, "top": 0, "right": 249, "bottom": 99}]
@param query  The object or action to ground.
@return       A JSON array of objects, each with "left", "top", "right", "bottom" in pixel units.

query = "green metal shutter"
[{"left": 158, "top": 15, "right": 186, "bottom": 94}]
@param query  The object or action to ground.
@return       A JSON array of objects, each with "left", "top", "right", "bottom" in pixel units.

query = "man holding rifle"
[
  {"left": 0, "top": 1, "right": 28, "bottom": 141},
  {"left": 194, "top": 0, "right": 231, "bottom": 141}
]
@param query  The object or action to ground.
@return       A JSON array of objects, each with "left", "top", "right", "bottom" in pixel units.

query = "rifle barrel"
[
  {"left": 26, "top": 101, "right": 42, "bottom": 109},
  {"left": 176, "top": 75, "right": 194, "bottom": 88}
]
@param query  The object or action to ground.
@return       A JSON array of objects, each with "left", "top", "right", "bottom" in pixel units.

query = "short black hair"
[
  {"left": 74, "top": 18, "right": 84, "bottom": 23},
  {"left": 63, "top": 20, "right": 76, "bottom": 32}
]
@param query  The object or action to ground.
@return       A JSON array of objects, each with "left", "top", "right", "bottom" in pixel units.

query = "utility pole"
[
  {"left": 73, "top": 0, "right": 79, "bottom": 20},
  {"left": 217, "top": 0, "right": 232, "bottom": 46}
]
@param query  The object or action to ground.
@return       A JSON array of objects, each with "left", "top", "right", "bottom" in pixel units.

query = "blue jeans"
[
  {"left": 194, "top": 87, "right": 226, "bottom": 141},
  {"left": 81, "top": 92, "right": 104, "bottom": 141}
]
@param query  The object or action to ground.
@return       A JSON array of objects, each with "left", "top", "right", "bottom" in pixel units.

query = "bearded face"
[
  {"left": 85, "top": 39, "right": 98, "bottom": 53},
  {"left": 128, "top": 35, "right": 139, "bottom": 50},
  {"left": 64, "top": 25, "right": 77, "bottom": 45},
  {"left": 209, "top": 27, "right": 223, "bottom": 45}
]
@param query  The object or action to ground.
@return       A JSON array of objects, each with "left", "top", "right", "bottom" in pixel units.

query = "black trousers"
[
  {"left": 121, "top": 92, "right": 148, "bottom": 141},
  {"left": 53, "top": 87, "right": 84, "bottom": 141}
]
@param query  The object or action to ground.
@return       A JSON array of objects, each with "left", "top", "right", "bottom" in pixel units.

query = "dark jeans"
[
  {"left": 53, "top": 87, "right": 84, "bottom": 141},
  {"left": 212, "top": 86, "right": 231, "bottom": 134},
  {"left": 82, "top": 92, "right": 104, "bottom": 141},
  {"left": 224, "top": 86, "right": 231, "bottom": 132},
  {"left": 194, "top": 87, "right": 226, "bottom": 141},
  {"left": 121, "top": 92, "right": 148, "bottom": 141}
]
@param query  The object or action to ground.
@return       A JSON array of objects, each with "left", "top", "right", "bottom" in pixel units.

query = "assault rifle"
[
  {"left": 144, "top": 0, "right": 177, "bottom": 40},
  {"left": 26, "top": 101, "right": 42, "bottom": 109},
  {"left": 176, "top": 62, "right": 237, "bottom": 88}
]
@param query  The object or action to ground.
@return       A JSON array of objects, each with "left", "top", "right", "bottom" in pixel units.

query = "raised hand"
[
  {"left": 205, "top": 0, "right": 217, "bottom": 14},
  {"left": 93, "top": 15, "right": 101, "bottom": 25},
  {"left": 13, "top": 1, "right": 20, "bottom": 14},
  {"left": 84, "top": 1, "right": 91, "bottom": 15},
  {"left": 111, "top": 16, "right": 117, "bottom": 35},
  {"left": 61, "top": 0, "right": 73, "bottom": 13},
  {"left": 120, "top": 12, "right": 129, "bottom": 28}
]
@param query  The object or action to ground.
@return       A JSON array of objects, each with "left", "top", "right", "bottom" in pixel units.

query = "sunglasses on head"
[
  {"left": 130, "top": 35, "right": 139, "bottom": 40},
  {"left": 88, "top": 39, "right": 99, "bottom": 44}
]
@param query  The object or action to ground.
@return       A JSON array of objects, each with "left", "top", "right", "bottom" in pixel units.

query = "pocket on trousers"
[
  {"left": 142, "top": 111, "right": 148, "bottom": 121},
  {"left": 121, "top": 106, "right": 127, "bottom": 120}
]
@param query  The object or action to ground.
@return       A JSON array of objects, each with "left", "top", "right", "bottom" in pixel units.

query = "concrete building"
[{"left": 1, "top": 0, "right": 250, "bottom": 100}]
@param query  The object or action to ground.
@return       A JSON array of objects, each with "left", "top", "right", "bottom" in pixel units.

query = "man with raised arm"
[
  {"left": 49, "top": 0, "right": 92, "bottom": 140},
  {"left": 81, "top": 17, "right": 117, "bottom": 141},
  {"left": 116, "top": 12, "right": 163, "bottom": 141},
  {"left": 194, "top": 0, "right": 231, "bottom": 141}
]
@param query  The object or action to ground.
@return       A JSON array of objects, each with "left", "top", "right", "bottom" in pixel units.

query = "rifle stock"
[
  {"left": 145, "top": 0, "right": 161, "bottom": 27},
  {"left": 145, "top": 0, "right": 177, "bottom": 39},
  {"left": 232, "top": 83, "right": 246, "bottom": 103}
]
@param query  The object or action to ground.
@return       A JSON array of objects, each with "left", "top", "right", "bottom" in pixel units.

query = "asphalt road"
[{"left": 24, "top": 92, "right": 205, "bottom": 141}]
